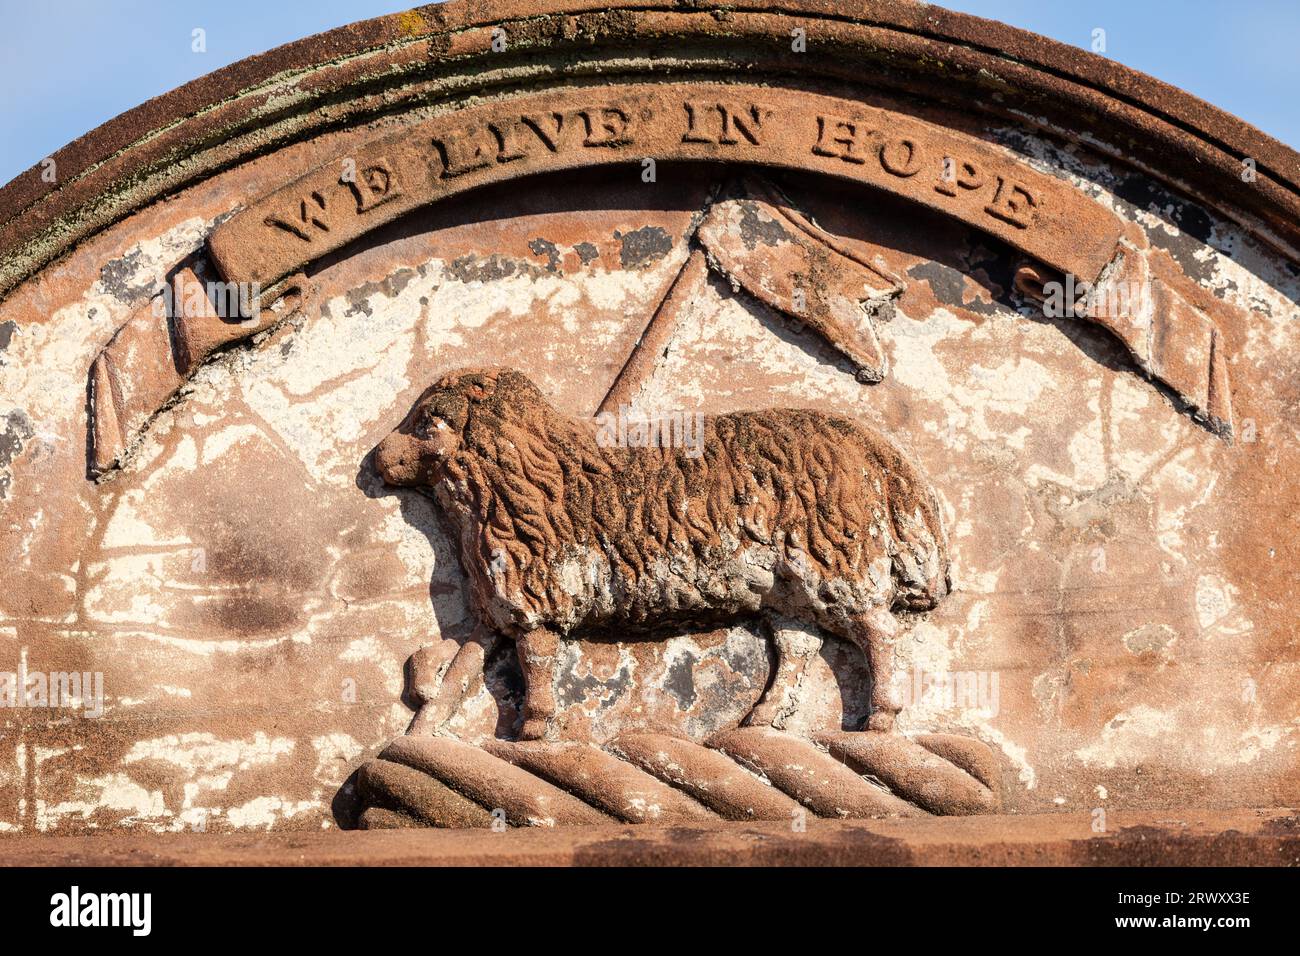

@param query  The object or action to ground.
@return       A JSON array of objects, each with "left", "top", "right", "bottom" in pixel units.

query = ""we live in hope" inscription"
[{"left": 208, "top": 83, "right": 1123, "bottom": 290}]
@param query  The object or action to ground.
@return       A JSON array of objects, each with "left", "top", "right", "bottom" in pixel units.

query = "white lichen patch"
[
  {"left": 124, "top": 731, "right": 295, "bottom": 774},
  {"left": 1076, "top": 703, "right": 1299, "bottom": 771},
  {"left": 200, "top": 423, "right": 263, "bottom": 465},
  {"left": 340, "top": 636, "right": 405, "bottom": 697},
  {"left": 37, "top": 773, "right": 170, "bottom": 829},
  {"left": 224, "top": 796, "right": 318, "bottom": 830},
  {"left": 1, "top": 218, "right": 210, "bottom": 433},
  {"left": 240, "top": 300, "right": 418, "bottom": 486},
  {"left": 1074, "top": 705, "right": 1176, "bottom": 769},
  {"left": 1194, "top": 574, "right": 1252, "bottom": 637}
]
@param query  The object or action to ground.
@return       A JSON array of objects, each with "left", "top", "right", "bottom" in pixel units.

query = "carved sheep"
[{"left": 375, "top": 367, "right": 950, "bottom": 739}]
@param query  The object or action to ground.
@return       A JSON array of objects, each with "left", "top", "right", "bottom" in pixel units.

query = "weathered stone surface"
[
  {"left": 817, "top": 730, "right": 999, "bottom": 816},
  {"left": 5, "top": 808, "right": 1298, "bottom": 866},
  {"left": 483, "top": 739, "right": 717, "bottom": 824},
  {"left": 914, "top": 733, "right": 1001, "bottom": 792},
  {"left": 610, "top": 732, "right": 805, "bottom": 821},
  {"left": 356, "top": 758, "right": 494, "bottom": 829},
  {"left": 380, "top": 736, "right": 610, "bottom": 827},
  {"left": 0, "top": 1, "right": 1297, "bottom": 848},
  {"left": 355, "top": 805, "right": 424, "bottom": 830},
  {"left": 709, "top": 726, "right": 924, "bottom": 818}
]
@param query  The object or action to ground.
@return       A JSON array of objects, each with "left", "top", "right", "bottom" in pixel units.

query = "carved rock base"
[{"left": 352, "top": 729, "right": 1001, "bottom": 829}]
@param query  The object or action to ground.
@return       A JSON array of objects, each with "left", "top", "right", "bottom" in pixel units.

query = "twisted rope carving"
[{"left": 353, "top": 728, "right": 1001, "bottom": 829}]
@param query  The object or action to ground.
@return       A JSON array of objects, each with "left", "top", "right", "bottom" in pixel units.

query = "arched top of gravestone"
[{"left": 1, "top": 0, "right": 1298, "bottom": 303}]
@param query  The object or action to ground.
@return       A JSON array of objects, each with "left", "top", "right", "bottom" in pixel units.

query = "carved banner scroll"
[
  {"left": 208, "top": 83, "right": 1127, "bottom": 291},
  {"left": 697, "top": 175, "right": 903, "bottom": 384},
  {"left": 88, "top": 82, "right": 1240, "bottom": 477},
  {"left": 205, "top": 81, "right": 1235, "bottom": 438},
  {"left": 87, "top": 266, "right": 312, "bottom": 475},
  {"left": 600, "top": 173, "right": 904, "bottom": 414}
]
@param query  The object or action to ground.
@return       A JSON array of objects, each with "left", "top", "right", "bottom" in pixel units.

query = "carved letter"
[
  {"left": 521, "top": 112, "right": 566, "bottom": 152},
  {"left": 811, "top": 115, "right": 870, "bottom": 164},
  {"left": 435, "top": 125, "right": 497, "bottom": 177},
  {"left": 488, "top": 120, "right": 530, "bottom": 162},
  {"left": 719, "top": 104, "right": 770, "bottom": 145},
  {"left": 934, "top": 157, "right": 984, "bottom": 196},
  {"left": 879, "top": 138, "right": 921, "bottom": 177},
  {"left": 682, "top": 101, "right": 713, "bottom": 143},
  {"left": 984, "top": 176, "right": 1038, "bottom": 229},
  {"left": 264, "top": 191, "right": 330, "bottom": 242},
  {"left": 580, "top": 107, "right": 632, "bottom": 147},
  {"left": 344, "top": 158, "right": 403, "bottom": 213}
]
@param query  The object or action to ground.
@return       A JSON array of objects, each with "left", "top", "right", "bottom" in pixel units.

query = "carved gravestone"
[{"left": 0, "top": 1, "right": 1297, "bottom": 838}]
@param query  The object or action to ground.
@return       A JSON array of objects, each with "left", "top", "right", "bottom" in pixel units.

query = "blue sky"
[{"left": 1, "top": 0, "right": 1297, "bottom": 186}]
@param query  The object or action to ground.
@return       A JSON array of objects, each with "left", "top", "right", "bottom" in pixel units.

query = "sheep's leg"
[
  {"left": 744, "top": 619, "right": 823, "bottom": 729},
  {"left": 516, "top": 627, "right": 561, "bottom": 741},
  {"left": 845, "top": 608, "right": 903, "bottom": 732},
  {"left": 408, "top": 625, "right": 499, "bottom": 735}
]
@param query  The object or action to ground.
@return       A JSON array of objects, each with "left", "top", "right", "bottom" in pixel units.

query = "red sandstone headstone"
[{"left": 0, "top": 1, "right": 1297, "bottom": 864}]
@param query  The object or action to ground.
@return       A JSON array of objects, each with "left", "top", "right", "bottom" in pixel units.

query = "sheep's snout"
[
  {"left": 374, "top": 432, "right": 420, "bottom": 485},
  {"left": 375, "top": 429, "right": 454, "bottom": 486}
]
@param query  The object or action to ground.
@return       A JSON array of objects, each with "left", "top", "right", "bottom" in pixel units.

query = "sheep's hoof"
[
  {"left": 866, "top": 711, "right": 896, "bottom": 733},
  {"left": 517, "top": 716, "right": 551, "bottom": 741},
  {"left": 406, "top": 703, "right": 443, "bottom": 736},
  {"left": 742, "top": 702, "right": 778, "bottom": 729}
]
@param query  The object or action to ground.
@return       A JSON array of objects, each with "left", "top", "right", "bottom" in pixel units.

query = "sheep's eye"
[{"left": 415, "top": 411, "right": 445, "bottom": 439}]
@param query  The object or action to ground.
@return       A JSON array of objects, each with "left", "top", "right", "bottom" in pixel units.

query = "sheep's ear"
[{"left": 463, "top": 377, "right": 492, "bottom": 401}]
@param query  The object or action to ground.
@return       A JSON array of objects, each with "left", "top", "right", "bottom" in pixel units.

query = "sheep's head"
[{"left": 374, "top": 367, "right": 529, "bottom": 486}]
